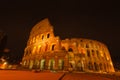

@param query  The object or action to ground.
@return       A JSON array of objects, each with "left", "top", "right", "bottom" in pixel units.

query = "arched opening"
[
  {"left": 88, "top": 62, "right": 93, "bottom": 70},
  {"left": 32, "top": 46, "right": 36, "bottom": 54},
  {"left": 96, "top": 50, "right": 100, "bottom": 59},
  {"left": 48, "top": 59, "right": 55, "bottom": 70},
  {"left": 23, "top": 60, "right": 27, "bottom": 66},
  {"left": 29, "top": 60, "right": 34, "bottom": 69},
  {"left": 86, "top": 44, "right": 89, "bottom": 48},
  {"left": 68, "top": 48, "right": 73, "bottom": 52},
  {"left": 52, "top": 45, "right": 55, "bottom": 51},
  {"left": 69, "top": 60, "right": 76, "bottom": 70},
  {"left": 42, "top": 35, "right": 44, "bottom": 40},
  {"left": 26, "top": 60, "right": 30, "bottom": 67},
  {"left": 94, "top": 62, "right": 98, "bottom": 71},
  {"left": 87, "top": 50, "right": 90, "bottom": 57},
  {"left": 33, "top": 37, "right": 35, "bottom": 43},
  {"left": 77, "top": 61, "right": 84, "bottom": 71},
  {"left": 103, "top": 63, "right": 107, "bottom": 72},
  {"left": 99, "top": 63, "right": 103, "bottom": 71},
  {"left": 104, "top": 52, "right": 107, "bottom": 61},
  {"left": 35, "top": 59, "right": 40, "bottom": 69},
  {"left": 25, "top": 50, "right": 28, "bottom": 56},
  {"left": 58, "top": 59, "right": 64, "bottom": 70},
  {"left": 109, "top": 64, "right": 112, "bottom": 71},
  {"left": 47, "top": 33, "right": 50, "bottom": 38},
  {"left": 107, "top": 63, "right": 109, "bottom": 72},
  {"left": 40, "top": 59, "right": 45, "bottom": 70},
  {"left": 92, "top": 50, "right": 95, "bottom": 57},
  {"left": 61, "top": 46, "right": 66, "bottom": 51}
]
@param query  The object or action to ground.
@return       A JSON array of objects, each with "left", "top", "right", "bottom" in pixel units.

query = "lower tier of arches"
[{"left": 22, "top": 58, "right": 114, "bottom": 73}]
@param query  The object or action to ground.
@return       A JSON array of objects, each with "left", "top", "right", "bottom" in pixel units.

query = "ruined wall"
[
  {"left": 23, "top": 19, "right": 60, "bottom": 58},
  {"left": 22, "top": 18, "right": 115, "bottom": 72},
  {"left": 61, "top": 38, "right": 115, "bottom": 72}
]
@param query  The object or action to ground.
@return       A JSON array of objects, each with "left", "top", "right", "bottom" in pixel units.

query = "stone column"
[
  {"left": 45, "top": 57, "right": 49, "bottom": 70},
  {"left": 64, "top": 56, "right": 69, "bottom": 71},
  {"left": 55, "top": 56, "right": 58, "bottom": 70}
]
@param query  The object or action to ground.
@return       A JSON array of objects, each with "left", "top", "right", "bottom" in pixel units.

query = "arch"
[
  {"left": 29, "top": 49, "right": 32, "bottom": 54},
  {"left": 109, "top": 64, "right": 112, "bottom": 71},
  {"left": 96, "top": 50, "right": 100, "bottom": 59},
  {"left": 32, "top": 46, "right": 36, "bottom": 54},
  {"left": 40, "top": 59, "right": 45, "bottom": 70},
  {"left": 92, "top": 50, "right": 95, "bottom": 57},
  {"left": 80, "top": 40, "right": 83, "bottom": 42},
  {"left": 86, "top": 44, "right": 89, "bottom": 48},
  {"left": 23, "top": 60, "right": 27, "bottom": 66},
  {"left": 99, "top": 63, "right": 103, "bottom": 71},
  {"left": 68, "top": 48, "right": 73, "bottom": 52},
  {"left": 61, "top": 46, "right": 66, "bottom": 51},
  {"left": 25, "top": 50, "right": 28, "bottom": 56},
  {"left": 48, "top": 59, "right": 55, "bottom": 70},
  {"left": 34, "top": 59, "right": 40, "bottom": 69},
  {"left": 88, "top": 62, "right": 93, "bottom": 70},
  {"left": 94, "top": 62, "right": 98, "bottom": 71},
  {"left": 41, "top": 35, "right": 44, "bottom": 40},
  {"left": 29, "top": 60, "right": 34, "bottom": 69},
  {"left": 33, "top": 37, "right": 35, "bottom": 43},
  {"left": 51, "top": 44, "right": 55, "bottom": 51},
  {"left": 104, "top": 52, "right": 107, "bottom": 61},
  {"left": 69, "top": 60, "right": 76, "bottom": 70},
  {"left": 26, "top": 60, "right": 30, "bottom": 67},
  {"left": 58, "top": 59, "right": 64, "bottom": 70},
  {"left": 104, "top": 63, "right": 107, "bottom": 72},
  {"left": 47, "top": 33, "right": 50, "bottom": 38},
  {"left": 77, "top": 61, "right": 84, "bottom": 71},
  {"left": 106, "top": 63, "right": 109, "bottom": 72},
  {"left": 87, "top": 50, "right": 90, "bottom": 57}
]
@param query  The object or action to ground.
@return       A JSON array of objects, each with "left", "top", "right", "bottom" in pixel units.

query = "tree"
[{"left": 0, "top": 30, "right": 7, "bottom": 58}]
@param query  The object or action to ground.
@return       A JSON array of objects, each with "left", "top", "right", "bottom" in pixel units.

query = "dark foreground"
[{"left": 0, "top": 70, "right": 119, "bottom": 80}]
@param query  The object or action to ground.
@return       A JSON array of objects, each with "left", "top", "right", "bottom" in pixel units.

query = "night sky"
[{"left": 0, "top": 0, "right": 120, "bottom": 63}]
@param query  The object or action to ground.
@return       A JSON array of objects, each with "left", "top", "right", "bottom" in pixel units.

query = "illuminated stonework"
[{"left": 22, "top": 18, "right": 115, "bottom": 72}]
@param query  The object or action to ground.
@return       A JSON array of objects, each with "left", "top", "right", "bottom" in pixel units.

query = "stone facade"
[{"left": 22, "top": 18, "right": 115, "bottom": 72}]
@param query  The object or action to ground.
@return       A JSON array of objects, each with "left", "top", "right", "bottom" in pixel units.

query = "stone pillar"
[
  {"left": 64, "top": 56, "right": 69, "bottom": 71},
  {"left": 55, "top": 56, "right": 58, "bottom": 70},
  {"left": 45, "top": 58, "right": 49, "bottom": 70}
]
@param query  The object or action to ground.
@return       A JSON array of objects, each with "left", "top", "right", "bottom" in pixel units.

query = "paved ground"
[
  {"left": 62, "top": 73, "right": 112, "bottom": 80},
  {"left": 0, "top": 70, "right": 119, "bottom": 80},
  {"left": 0, "top": 70, "right": 64, "bottom": 80}
]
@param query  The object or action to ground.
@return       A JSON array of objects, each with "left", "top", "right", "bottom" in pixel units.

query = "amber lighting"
[{"left": 22, "top": 18, "right": 115, "bottom": 72}]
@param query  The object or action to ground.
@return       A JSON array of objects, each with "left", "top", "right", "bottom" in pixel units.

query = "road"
[{"left": 0, "top": 70, "right": 118, "bottom": 80}]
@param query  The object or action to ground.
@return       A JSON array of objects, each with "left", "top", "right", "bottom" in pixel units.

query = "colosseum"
[{"left": 22, "top": 18, "right": 115, "bottom": 72}]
